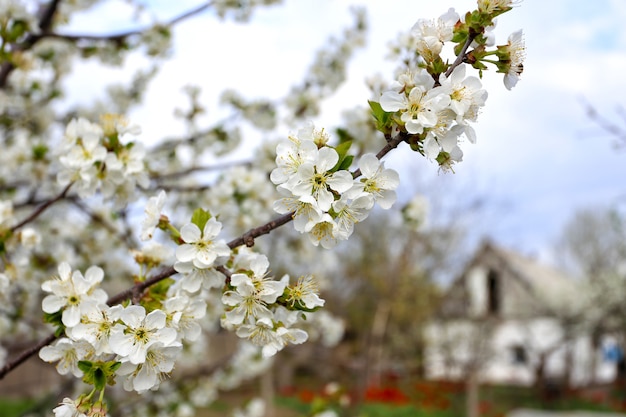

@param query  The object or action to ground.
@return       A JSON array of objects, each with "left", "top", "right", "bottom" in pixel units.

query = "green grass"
[
  {"left": 357, "top": 403, "right": 454, "bottom": 417},
  {"left": 275, "top": 379, "right": 626, "bottom": 417},
  {"left": 0, "top": 397, "right": 37, "bottom": 417}
]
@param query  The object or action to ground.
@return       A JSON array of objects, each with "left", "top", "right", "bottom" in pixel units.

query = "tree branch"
[
  {"left": 0, "top": 1, "right": 211, "bottom": 89},
  {"left": 0, "top": 333, "right": 57, "bottom": 380},
  {"left": 34, "top": 2, "right": 211, "bottom": 43},
  {"left": 444, "top": 32, "right": 478, "bottom": 78},
  {"left": 0, "top": 0, "right": 62, "bottom": 88},
  {"left": 151, "top": 159, "right": 252, "bottom": 182},
  {"left": 0, "top": 130, "right": 407, "bottom": 380},
  {"left": 10, "top": 182, "right": 73, "bottom": 233}
]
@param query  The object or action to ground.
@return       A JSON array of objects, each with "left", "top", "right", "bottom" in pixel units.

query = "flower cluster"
[
  {"left": 372, "top": 2, "right": 524, "bottom": 170},
  {"left": 221, "top": 251, "right": 324, "bottom": 357},
  {"left": 56, "top": 115, "right": 148, "bottom": 203},
  {"left": 38, "top": 261, "right": 208, "bottom": 398},
  {"left": 173, "top": 210, "right": 232, "bottom": 293},
  {"left": 271, "top": 123, "right": 399, "bottom": 248},
  {"left": 380, "top": 65, "right": 487, "bottom": 167}
]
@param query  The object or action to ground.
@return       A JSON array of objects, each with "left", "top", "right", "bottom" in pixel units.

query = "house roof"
[
  {"left": 479, "top": 241, "right": 579, "bottom": 315},
  {"left": 439, "top": 240, "right": 580, "bottom": 318}
]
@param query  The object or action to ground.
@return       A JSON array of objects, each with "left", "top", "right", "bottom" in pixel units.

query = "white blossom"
[
  {"left": 175, "top": 218, "right": 231, "bottom": 269},
  {"left": 503, "top": 29, "right": 525, "bottom": 90},
  {"left": 141, "top": 190, "right": 167, "bottom": 241},
  {"left": 39, "top": 338, "right": 93, "bottom": 378},
  {"left": 52, "top": 397, "right": 87, "bottom": 417},
  {"left": 350, "top": 153, "right": 399, "bottom": 209},
  {"left": 41, "top": 263, "right": 108, "bottom": 328},
  {"left": 109, "top": 306, "right": 178, "bottom": 364},
  {"left": 117, "top": 341, "right": 182, "bottom": 392},
  {"left": 288, "top": 147, "right": 353, "bottom": 212}
]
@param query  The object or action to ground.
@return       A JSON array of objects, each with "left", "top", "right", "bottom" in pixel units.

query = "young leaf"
[
  {"left": 368, "top": 100, "right": 392, "bottom": 134},
  {"left": 191, "top": 208, "right": 211, "bottom": 231}
]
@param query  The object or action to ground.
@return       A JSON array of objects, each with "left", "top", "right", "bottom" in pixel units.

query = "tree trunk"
[
  {"left": 466, "top": 369, "right": 479, "bottom": 417},
  {"left": 261, "top": 366, "right": 274, "bottom": 417}
]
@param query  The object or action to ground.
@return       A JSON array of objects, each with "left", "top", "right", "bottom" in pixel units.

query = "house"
[{"left": 424, "top": 240, "right": 618, "bottom": 387}]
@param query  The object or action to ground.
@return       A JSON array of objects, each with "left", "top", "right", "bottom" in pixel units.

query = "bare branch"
[
  {"left": 10, "top": 182, "right": 73, "bottom": 233},
  {"left": 0, "top": 333, "right": 57, "bottom": 380},
  {"left": 68, "top": 198, "right": 136, "bottom": 249},
  {"left": 35, "top": 2, "right": 211, "bottom": 43},
  {"left": 581, "top": 98, "right": 626, "bottom": 148},
  {"left": 151, "top": 159, "right": 252, "bottom": 182},
  {"left": 444, "top": 32, "right": 478, "bottom": 79},
  {"left": 0, "top": 1, "right": 211, "bottom": 89}
]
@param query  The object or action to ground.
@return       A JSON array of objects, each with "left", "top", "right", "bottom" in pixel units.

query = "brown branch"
[
  {"left": 0, "top": 0, "right": 62, "bottom": 88},
  {"left": 151, "top": 159, "right": 252, "bottom": 182},
  {"left": 68, "top": 198, "right": 136, "bottom": 249},
  {"left": 444, "top": 32, "right": 478, "bottom": 79},
  {"left": 0, "top": 333, "right": 57, "bottom": 380},
  {"left": 0, "top": 130, "right": 408, "bottom": 380},
  {"left": 34, "top": 2, "right": 211, "bottom": 43},
  {"left": 106, "top": 266, "right": 177, "bottom": 307},
  {"left": 10, "top": 182, "right": 73, "bottom": 233},
  {"left": 351, "top": 131, "right": 408, "bottom": 178},
  {"left": 0, "top": 1, "right": 211, "bottom": 89}
]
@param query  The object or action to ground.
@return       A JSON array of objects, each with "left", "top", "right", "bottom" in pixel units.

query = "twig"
[
  {"left": 151, "top": 159, "right": 252, "bottom": 182},
  {"left": 581, "top": 98, "right": 626, "bottom": 147},
  {"left": 37, "top": 2, "right": 211, "bottom": 43},
  {"left": 0, "top": 131, "right": 408, "bottom": 380},
  {"left": 444, "top": 32, "right": 478, "bottom": 78},
  {"left": 10, "top": 183, "right": 73, "bottom": 233},
  {"left": 0, "top": 333, "right": 57, "bottom": 379},
  {"left": 0, "top": 0, "right": 62, "bottom": 88},
  {"left": 0, "top": 1, "right": 211, "bottom": 89},
  {"left": 68, "top": 198, "right": 136, "bottom": 249}
]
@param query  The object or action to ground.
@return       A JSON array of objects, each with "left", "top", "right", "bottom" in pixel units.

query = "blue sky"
[{"left": 64, "top": 0, "right": 626, "bottom": 266}]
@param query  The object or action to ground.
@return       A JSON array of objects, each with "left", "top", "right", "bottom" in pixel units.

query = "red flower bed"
[{"left": 364, "top": 385, "right": 410, "bottom": 405}]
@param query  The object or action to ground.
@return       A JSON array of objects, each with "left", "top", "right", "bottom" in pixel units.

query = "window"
[
  {"left": 511, "top": 344, "right": 527, "bottom": 365},
  {"left": 487, "top": 269, "right": 500, "bottom": 315}
]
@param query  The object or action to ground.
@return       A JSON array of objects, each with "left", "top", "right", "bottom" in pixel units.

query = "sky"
[{"left": 62, "top": 0, "right": 626, "bottom": 268}]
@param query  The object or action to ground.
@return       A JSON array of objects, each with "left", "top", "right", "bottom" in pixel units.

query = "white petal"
[
  {"left": 42, "top": 295, "right": 66, "bottom": 313},
  {"left": 175, "top": 244, "right": 197, "bottom": 263},
  {"left": 58, "top": 262, "right": 72, "bottom": 280},
  {"left": 379, "top": 92, "right": 406, "bottom": 112},
  {"left": 202, "top": 218, "right": 222, "bottom": 239},
  {"left": 144, "top": 309, "right": 166, "bottom": 330},
  {"left": 327, "top": 170, "right": 354, "bottom": 194},
  {"left": 121, "top": 305, "right": 146, "bottom": 328},
  {"left": 180, "top": 223, "right": 201, "bottom": 243},
  {"left": 316, "top": 147, "right": 339, "bottom": 172},
  {"left": 359, "top": 153, "right": 380, "bottom": 178}
]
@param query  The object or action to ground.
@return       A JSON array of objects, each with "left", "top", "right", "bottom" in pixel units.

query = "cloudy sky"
[{"left": 65, "top": 0, "right": 626, "bottom": 266}]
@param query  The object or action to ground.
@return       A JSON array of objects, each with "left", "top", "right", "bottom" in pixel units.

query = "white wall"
[{"left": 425, "top": 319, "right": 617, "bottom": 386}]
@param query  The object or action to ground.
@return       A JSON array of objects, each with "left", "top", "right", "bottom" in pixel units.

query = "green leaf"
[
  {"left": 337, "top": 155, "right": 354, "bottom": 172},
  {"left": 330, "top": 141, "right": 353, "bottom": 173},
  {"left": 334, "top": 140, "right": 352, "bottom": 162},
  {"left": 93, "top": 367, "right": 107, "bottom": 391},
  {"left": 368, "top": 100, "right": 392, "bottom": 135},
  {"left": 335, "top": 127, "right": 355, "bottom": 144},
  {"left": 32, "top": 144, "right": 48, "bottom": 161},
  {"left": 80, "top": 360, "right": 121, "bottom": 390},
  {"left": 43, "top": 311, "right": 65, "bottom": 337},
  {"left": 191, "top": 208, "right": 211, "bottom": 231},
  {"left": 143, "top": 277, "right": 175, "bottom": 312},
  {"left": 78, "top": 360, "right": 93, "bottom": 373}
]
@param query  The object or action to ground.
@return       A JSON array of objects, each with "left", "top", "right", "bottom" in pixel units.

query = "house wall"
[{"left": 424, "top": 319, "right": 616, "bottom": 387}]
